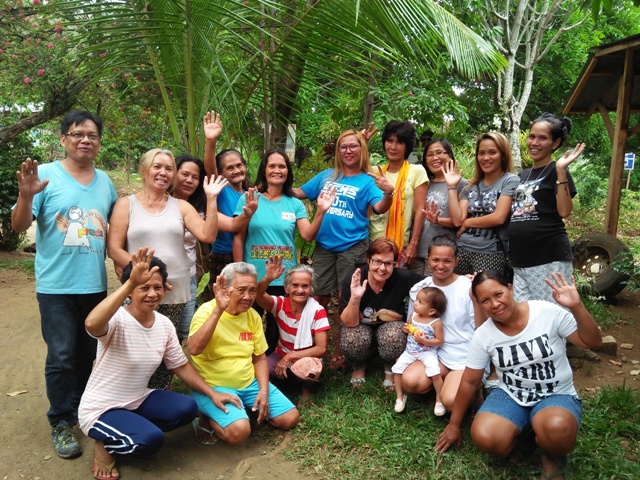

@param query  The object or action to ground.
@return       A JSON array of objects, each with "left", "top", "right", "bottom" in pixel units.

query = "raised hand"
[
  {"left": 212, "top": 275, "right": 231, "bottom": 311},
  {"left": 264, "top": 255, "right": 285, "bottom": 282},
  {"left": 556, "top": 143, "right": 585, "bottom": 171},
  {"left": 203, "top": 175, "right": 229, "bottom": 198},
  {"left": 423, "top": 199, "right": 441, "bottom": 225},
  {"left": 317, "top": 185, "right": 337, "bottom": 212},
  {"left": 360, "top": 122, "right": 379, "bottom": 142},
  {"left": 16, "top": 158, "right": 49, "bottom": 199},
  {"left": 544, "top": 273, "right": 581, "bottom": 309},
  {"left": 368, "top": 166, "right": 395, "bottom": 196},
  {"left": 203, "top": 111, "right": 223, "bottom": 142},
  {"left": 128, "top": 247, "right": 159, "bottom": 287},
  {"left": 240, "top": 187, "right": 260, "bottom": 217},
  {"left": 442, "top": 159, "right": 462, "bottom": 188},
  {"left": 349, "top": 268, "right": 368, "bottom": 300}
]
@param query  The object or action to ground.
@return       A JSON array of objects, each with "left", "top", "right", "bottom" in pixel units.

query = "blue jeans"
[
  {"left": 178, "top": 275, "right": 197, "bottom": 340},
  {"left": 37, "top": 292, "right": 105, "bottom": 427}
]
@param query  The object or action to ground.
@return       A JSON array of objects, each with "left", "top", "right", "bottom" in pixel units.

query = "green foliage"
[
  {"left": 574, "top": 273, "right": 623, "bottom": 329},
  {"left": 0, "top": 132, "right": 34, "bottom": 251},
  {"left": 0, "top": 257, "right": 35, "bottom": 274},
  {"left": 571, "top": 159, "right": 609, "bottom": 213}
]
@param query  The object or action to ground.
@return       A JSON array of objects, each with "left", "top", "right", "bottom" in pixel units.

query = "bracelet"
[
  {"left": 206, "top": 214, "right": 218, "bottom": 218},
  {"left": 447, "top": 187, "right": 457, "bottom": 191},
  {"left": 383, "top": 190, "right": 395, "bottom": 198},
  {"left": 556, "top": 180, "right": 569, "bottom": 185}
]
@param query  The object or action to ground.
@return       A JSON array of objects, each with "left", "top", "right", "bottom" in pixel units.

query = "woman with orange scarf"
[{"left": 368, "top": 121, "right": 428, "bottom": 273}]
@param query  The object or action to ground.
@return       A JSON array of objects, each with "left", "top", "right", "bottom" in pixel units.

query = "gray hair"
[
  {"left": 220, "top": 262, "right": 258, "bottom": 285},
  {"left": 284, "top": 264, "right": 316, "bottom": 294}
]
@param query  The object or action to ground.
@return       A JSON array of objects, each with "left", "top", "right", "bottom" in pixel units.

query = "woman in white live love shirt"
[{"left": 435, "top": 269, "right": 602, "bottom": 480}]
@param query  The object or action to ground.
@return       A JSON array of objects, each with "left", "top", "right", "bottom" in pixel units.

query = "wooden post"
[{"left": 604, "top": 48, "right": 633, "bottom": 236}]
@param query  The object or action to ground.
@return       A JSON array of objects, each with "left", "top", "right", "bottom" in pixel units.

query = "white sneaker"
[
  {"left": 434, "top": 402, "right": 446, "bottom": 416},
  {"left": 394, "top": 395, "right": 407, "bottom": 413}
]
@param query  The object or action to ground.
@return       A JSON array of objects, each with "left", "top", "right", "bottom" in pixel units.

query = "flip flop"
[
  {"left": 540, "top": 455, "right": 568, "bottom": 480},
  {"left": 329, "top": 354, "right": 346, "bottom": 370},
  {"left": 383, "top": 370, "right": 395, "bottom": 391},
  {"left": 93, "top": 457, "right": 119, "bottom": 480},
  {"left": 192, "top": 418, "right": 218, "bottom": 445}
]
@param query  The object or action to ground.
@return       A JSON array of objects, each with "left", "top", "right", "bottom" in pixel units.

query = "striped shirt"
[
  {"left": 78, "top": 307, "right": 187, "bottom": 434},
  {"left": 269, "top": 296, "right": 330, "bottom": 357}
]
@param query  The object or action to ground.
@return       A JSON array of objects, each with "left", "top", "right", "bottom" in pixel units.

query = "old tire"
[{"left": 572, "top": 233, "right": 630, "bottom": 297}]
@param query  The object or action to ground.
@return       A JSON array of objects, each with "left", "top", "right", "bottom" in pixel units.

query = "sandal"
[
  {"left": 383, "top": 369, "right": 395, "bottom": 391},
  {"left": 93, "top": 457, "right": 119, "bottom": 480},
  {"left": 192, "top": 418, "right": 218, "bottom": 445},
  {"left": 329, "top": 354, "right": 346, "bottom": 370},
  {"left": 350, "top": 376, "right": 366, "bottom": 389},
  {"left": 540, "top": 455, "right": 568, "bottom": 479}
]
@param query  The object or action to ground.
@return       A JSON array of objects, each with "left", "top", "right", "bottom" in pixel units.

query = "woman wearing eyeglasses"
[
  {"left": 414, "top": 139, "right": 467, "bottom": 276},
  {"left": 339, "top": 238, "right": 424, "bottom": 388}
]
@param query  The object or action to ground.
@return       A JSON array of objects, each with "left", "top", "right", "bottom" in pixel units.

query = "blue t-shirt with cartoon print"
[{"left": 30, "top": 161, "right": 117, "bottom": 294}]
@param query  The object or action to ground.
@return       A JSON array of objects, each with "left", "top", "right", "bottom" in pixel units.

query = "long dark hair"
[
  {"left": 175, "top": 155, "right": 207, "bottom": 213},
  {"left": 255, "top": 148, "right": 294, "bottom": 197}
]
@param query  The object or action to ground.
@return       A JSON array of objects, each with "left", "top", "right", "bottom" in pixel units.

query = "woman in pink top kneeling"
[{"left": 78, "top": 248, "right": 239, "bottom": 480}]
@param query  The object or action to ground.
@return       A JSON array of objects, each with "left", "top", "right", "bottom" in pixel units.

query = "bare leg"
[
  {"left": 471, "top": 412, "right": 520, "bottom": 456},
  {"left": 394, "top": 373, "right": 404, "bottom": 402},
  {"left": 431, "top": 374, "right": 444, "bottom": 403},
  {"left": 270, "top": 408, "right": 300, "bottom": 430},
  {"left": 532, "top": 407, "right": 578, "bottom": 479},
  {"left": 401, "top": 360, "right": 433, "bottom": 394},
  {"left": 208, "top": 418, "right": 251, "bottom": 445}
]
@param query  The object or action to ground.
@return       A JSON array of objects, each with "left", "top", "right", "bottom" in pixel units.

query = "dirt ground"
[
  {"left": 0, "top": 249, "right": 638, "bottom": 480},
  {"left": 0, "top": 250, "right": 320, "bottom": 480}
]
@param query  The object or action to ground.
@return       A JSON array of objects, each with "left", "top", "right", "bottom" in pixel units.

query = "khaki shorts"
[{"left": 313, "top": 240, "right": 368, "bottom": 295}]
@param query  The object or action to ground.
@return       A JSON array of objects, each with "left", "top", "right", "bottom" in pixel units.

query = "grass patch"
[
  {"left": 573, "top": 384, "right": 640, "bottom": 479},
  {"left": 0, "top": 257, "right": 35, "bottom": 274},
  {"left": 285, "top": 370, "right": 640, "bottom": 479}
]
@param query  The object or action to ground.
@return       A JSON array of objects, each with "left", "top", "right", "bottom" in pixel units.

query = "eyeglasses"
[
  {"left": 426, "top": 150, "right": 449, "bottom": 159},
  {"left": 65, "top": 132, "right": 100, "bottom": 142},
  {"left": 370, "top": 258, "right": 394, "bottom": 269},
  {"left": 339, "top": 143, "right": 360, "bottom": 152}
]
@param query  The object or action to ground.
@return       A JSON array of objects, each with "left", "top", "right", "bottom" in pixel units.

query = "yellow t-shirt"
[
  {"left": 369, "top": 164, "right": 429, "bottom": 244},
  {"left": 189, "top": 300, "right": 268, "bottom": 390}
]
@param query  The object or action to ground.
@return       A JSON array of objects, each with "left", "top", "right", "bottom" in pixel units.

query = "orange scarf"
[{"left": 383, "top": 160, "right": 409, "bottom": 253}]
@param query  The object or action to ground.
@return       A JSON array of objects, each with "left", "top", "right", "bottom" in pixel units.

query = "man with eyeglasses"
[{"left": 12, "top": 110, "right": 117, "bottom": 460}]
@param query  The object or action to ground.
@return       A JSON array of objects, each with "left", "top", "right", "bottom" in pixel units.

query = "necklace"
[
  {"left": 142, "top": 191, "right": 168, "bottom": 215},
  {"left": 523, "top": 162, "right": 553, "bottom": 184}
]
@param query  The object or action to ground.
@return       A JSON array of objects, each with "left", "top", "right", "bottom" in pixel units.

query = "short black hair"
[
  {"left": 382, "top": 120, "right": 416, "bottom": 157},
  {"left": 121, "top": 256, "right": 168, "bottom": 286},
  {"left": 60, "top": 110, "right": 103, "bottom": 137},
  {"left": 471, "top": 269, "right": 510, "bottom": 297},
  {"left": 421, "top": 138, "right": 455, "bottom": 180}
]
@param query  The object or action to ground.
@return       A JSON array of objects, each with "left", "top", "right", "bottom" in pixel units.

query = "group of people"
[{"left": 12, "top": 109, "right": 600, "bottom": 480}]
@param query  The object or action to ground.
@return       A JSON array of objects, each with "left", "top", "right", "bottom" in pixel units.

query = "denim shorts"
[{"left": 478, "top": 387, "right": 582, "bottom": 431}]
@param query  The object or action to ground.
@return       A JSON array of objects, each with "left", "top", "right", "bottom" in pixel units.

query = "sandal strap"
[{"left": 94, "top": 457, "right": 116, "bottom": 471}]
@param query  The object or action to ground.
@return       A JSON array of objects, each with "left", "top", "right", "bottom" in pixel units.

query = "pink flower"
[
  {"left": 99, "top": 52, "right": 106, "bottom": 57},
  {"left": 408, "top": 91, "right": 414, "bottom": 96},
  {"left": 55, "top": 25, "right": 62, "bottom": 32},
  {"left": 55, "top": 33, "right": 60, "bottom": 38},
  {"left": 24, "top": 77, "right": 31, "bottom": 84},
  {"left": 62, "top": 37, "right": 68, "bottom": 42},
  {"left": 33, "top": 0, "right": 41, "bottom": 4},
  {"left": 47, "top": 43, "right": 54, "bottom": 49},
  {"left": 32, "top": 23, "right": 39, "bottom": 28},
  {"left": 37, "top": 69, "right": 45, "bottom": 75},
  {"left": 0, "top": 49, "right": 3, "bottom": 54},
  {"left": 37, "top": 39, "right": 41, "bottom": 44}
]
